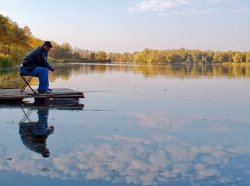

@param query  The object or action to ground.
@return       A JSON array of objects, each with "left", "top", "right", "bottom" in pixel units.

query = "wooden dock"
[{"left": 0, "top": 88, "right": 84, "bottom": 104}]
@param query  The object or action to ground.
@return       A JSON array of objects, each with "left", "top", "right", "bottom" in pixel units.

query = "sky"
[{"left": 0, "top": 0, "right": 250, "bottom": 52}]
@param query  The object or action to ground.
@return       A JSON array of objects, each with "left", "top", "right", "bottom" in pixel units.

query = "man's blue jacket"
[{"left": 21, "top": 46, "right": 52, "bottom": 71}]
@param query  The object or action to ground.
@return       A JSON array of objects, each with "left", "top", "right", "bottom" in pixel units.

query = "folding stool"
[{"left": 20, "top": 74, "right": 37, "bottom": 94}]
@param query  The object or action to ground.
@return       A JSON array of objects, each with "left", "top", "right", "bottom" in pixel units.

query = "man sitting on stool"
[{"left": 20, "top": 41, "right": 55, "bottom": 93}]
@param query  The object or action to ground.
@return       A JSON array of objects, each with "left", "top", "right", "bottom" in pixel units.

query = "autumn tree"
[{"left": 96, "top": 51, "right": 107, "bottom": 61}]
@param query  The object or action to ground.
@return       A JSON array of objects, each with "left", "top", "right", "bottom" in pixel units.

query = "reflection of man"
[{"left": 19, "top": 108, "right": 54, "bottom": 158}]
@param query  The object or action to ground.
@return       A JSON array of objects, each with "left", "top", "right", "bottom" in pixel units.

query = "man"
[{"left": 20, "top": 41, "right": 55, "bottom": 93}]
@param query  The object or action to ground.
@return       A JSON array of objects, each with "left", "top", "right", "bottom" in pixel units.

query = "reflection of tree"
[
  {"left": 133, "top": 63, "right": 250, "bottom": 78},
  {"left": 0, "top": 70, "right": 24, "bottom": 88},
  {"left": 51, "top": 63, "right": 250, "bottom": 78},
  {"left": 1, "top": 63, "right": 250, "bottom": 88},
  {"left": 19, "top": 108, "right": 54, "bottom": 158}
]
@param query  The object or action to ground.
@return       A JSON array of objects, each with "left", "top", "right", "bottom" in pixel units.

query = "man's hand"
[{"left": 50, "top": 66, "right": 55, "bottom": 72}]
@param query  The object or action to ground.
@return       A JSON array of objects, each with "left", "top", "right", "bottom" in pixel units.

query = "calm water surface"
[{"left": 0, "top": 63, "right": 250, "bottom": 186}]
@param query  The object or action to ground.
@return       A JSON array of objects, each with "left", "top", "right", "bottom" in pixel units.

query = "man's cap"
[{"left": 43, "top": 41, "right": 53, "bottom": 48}]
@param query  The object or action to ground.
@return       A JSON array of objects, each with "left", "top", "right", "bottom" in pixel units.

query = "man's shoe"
[
  {"left": 38, "top": 90, "right": 50, "bottom": 94},
  {"left": 48, "top": 88, "right": 53, "bottom": 92}
]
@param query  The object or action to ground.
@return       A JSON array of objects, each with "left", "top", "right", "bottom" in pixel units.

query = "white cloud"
[
  {"left": 0, "top": 0, "right": 19, "bottom": 3},
  {"left": 129, "top": 0, "right": 222, "bottom": 15},
  {"left": 0, "top": 10, "right": 8, "bottom": 15},
  {"left": 207, "top": 0, "right": 225, "bottom": 3},
  {"left": 130, "top": 0, "right": 192, "bottom": 13},
  {"left": 233, "top": 8, "right": 250, "bottom": 14},
  {"left": 158, "top": 8, "right": 219, "bottom": 15}
]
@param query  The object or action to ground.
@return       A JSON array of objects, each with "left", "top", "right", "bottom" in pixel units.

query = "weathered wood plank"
[
  {"left": 0, "top": 88, "right": 84, "bottom": 101},
  {"left": 0, "top": 89, "right": 30, "bottom": 99},
  {"left": 29, "top": 88, "right": 84, "bottom": 99}
]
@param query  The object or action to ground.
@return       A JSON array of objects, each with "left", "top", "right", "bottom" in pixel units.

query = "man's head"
[
  {"left": 48, "top": 126, "right": 55, "bottom": 134},
  {"left": 42, "top": 148, "right": 50, "bottom": 158},
  {"left": 42, "top": 41, "right": 53, "bottom": 52}
]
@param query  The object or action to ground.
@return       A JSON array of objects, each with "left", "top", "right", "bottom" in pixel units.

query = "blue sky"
[{"left": 0, "top": 0, "right": 250, "bottom": 52}]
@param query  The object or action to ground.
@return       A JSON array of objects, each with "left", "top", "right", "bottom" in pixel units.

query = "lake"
[{"left": 0, "top": 63, "right": 250, "bottom": 186}]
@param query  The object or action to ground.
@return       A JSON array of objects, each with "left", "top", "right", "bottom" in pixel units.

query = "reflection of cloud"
[
  {"left": 1, "top": 134, "right": 250, "bottom": 186},
  {"left": 194, "top": 163, "right": 218, "bottom": 178},
  {"left": 2, "top": 112, "right": 250, "bottom": 186},
  {"left": 228, "top": 146, "right": 250, "bottom": 154},
  {"left": 53, "top": 155, "right": 72, "bottom": 174},
  {"left": 151, "top": 132, "right": 175, "bottom": 142},
  {"left": 97, "top": 134, "right": 151, "bottom": 145},
  {"left": 134, "top": 112, "right": 185, "bottom": 129},
  {"left": 209, "top": 124, "right": 230, "bottom": 134},
  {"left": 134, "top": 111, "right": 235, "bottom": 137}
]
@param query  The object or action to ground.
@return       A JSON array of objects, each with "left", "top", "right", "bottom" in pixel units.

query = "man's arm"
[{"left": 38, "top": 48, "right": 55, "bottom": 71}]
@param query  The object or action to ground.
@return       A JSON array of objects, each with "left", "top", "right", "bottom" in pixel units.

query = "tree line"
[
  {"left": 108, "top": 48, "right": 250, "bottom": 64},
  {"left": 1, "top": 14, "right": 249, "bottom": 67},
  {"left": 49, "top": 43, "right": 110, "bottom": 62}
]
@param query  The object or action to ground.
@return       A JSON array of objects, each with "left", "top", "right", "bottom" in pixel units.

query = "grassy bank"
[{"left": 0, "top": 54, "right": 12, "bottom": 67}]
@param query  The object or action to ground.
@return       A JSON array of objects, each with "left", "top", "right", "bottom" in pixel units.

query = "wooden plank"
[
  {"left": 0, "top": 89, "right": 30, "bottom": 100},
  {"left": 0, "top": 88, "right": 84, "bottom": 100}
]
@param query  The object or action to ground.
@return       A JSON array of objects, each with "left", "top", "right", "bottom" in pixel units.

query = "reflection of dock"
[
  {"left": 0, "top": 88, "right": 84, "bottom": 105},
  {"left": 0, "top": 102, "right": 84, "bottom": 110}
]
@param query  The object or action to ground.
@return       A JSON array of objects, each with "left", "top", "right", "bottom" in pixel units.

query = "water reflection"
[
  {"left": 0, "top": 63, "right": 250, "bottom": 185},
  {"left": 19, "top": 108, "right": 54, "bottom": 158},
  {"left": 1, "top": 63, "right": 250, "bottom": 88},
  {"left": 44, "top": 111, "right": 250, "bottom": 185},
  {"left": 2, "top": 110, "right": 247, "bottom": 185},
  {"left": 42, "top": 63, "right": 250, "bottom": 79},
  {"left": 0, "top": 119, "right": 249, "bottom": 186}
]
